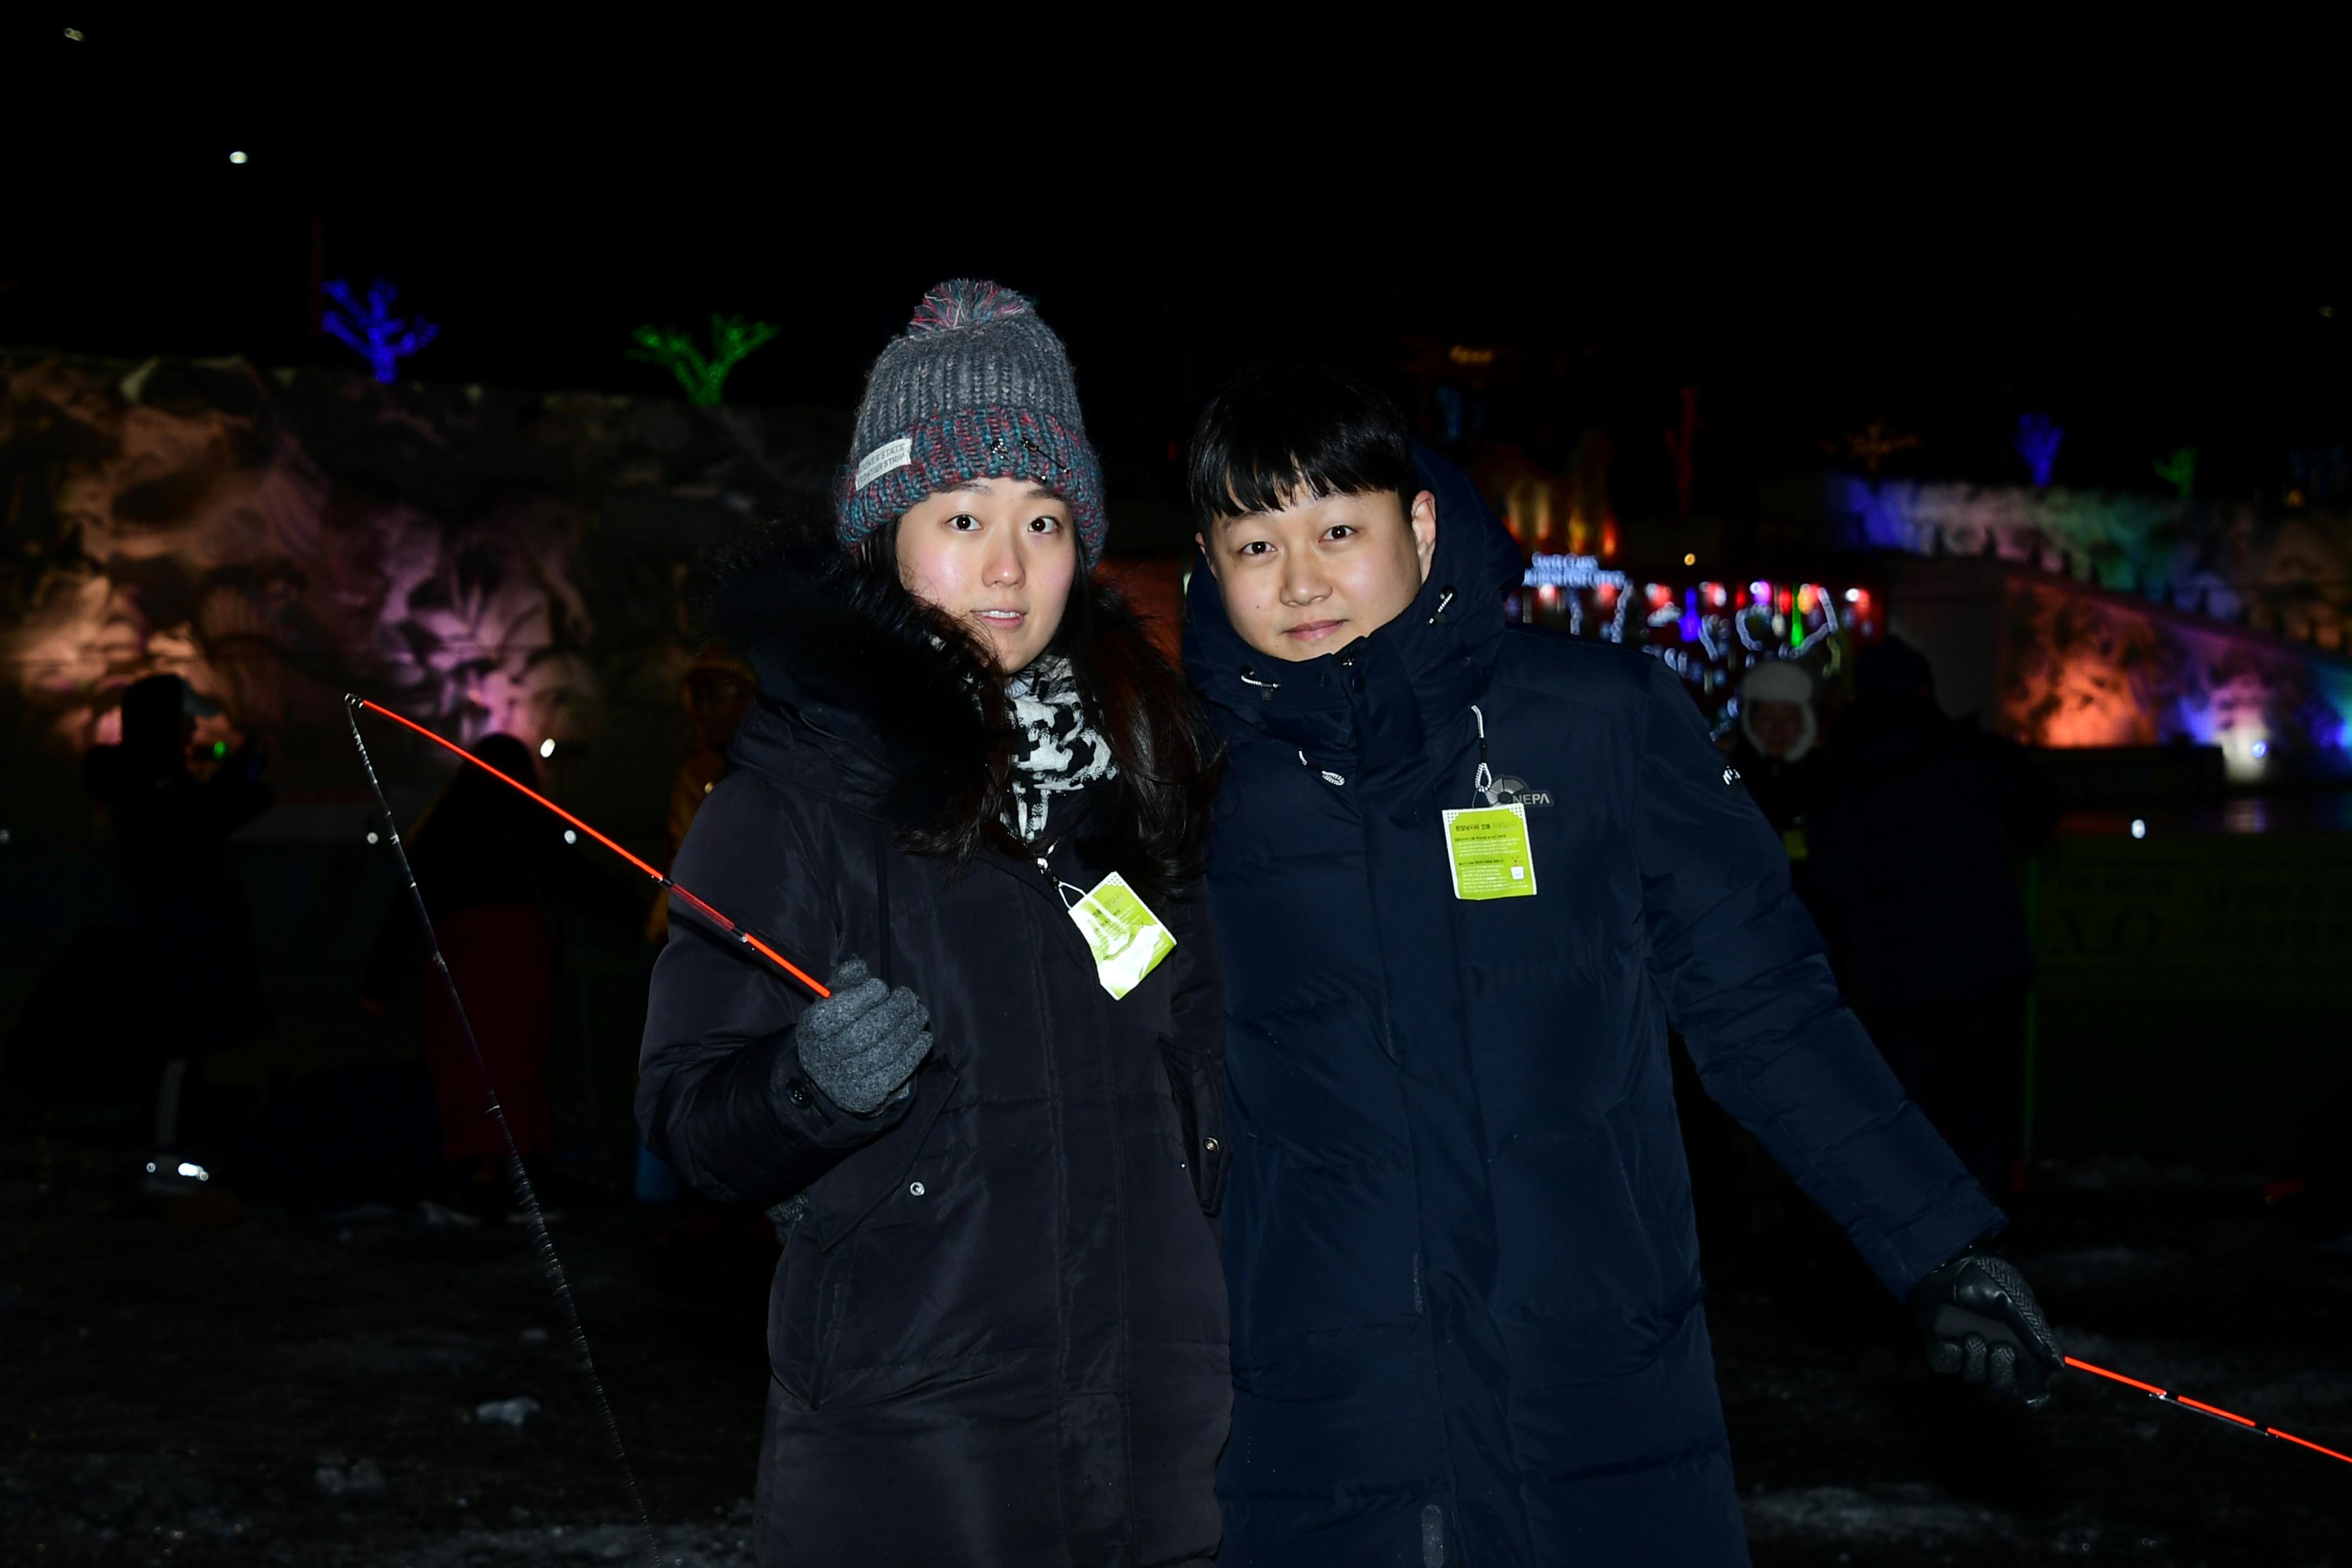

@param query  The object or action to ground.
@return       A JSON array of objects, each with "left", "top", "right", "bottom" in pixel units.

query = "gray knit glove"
[{"left": 792, "top": 959, "right": 931, "bottom": 1115}]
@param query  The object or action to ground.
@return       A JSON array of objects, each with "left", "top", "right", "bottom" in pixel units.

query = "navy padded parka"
[{"left": 1184, "top": 451, "right": 2002, "bottom": 1567}]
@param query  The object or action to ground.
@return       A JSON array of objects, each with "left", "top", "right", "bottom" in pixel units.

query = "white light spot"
[
  {"left": 176, "top": 1161, "right": 210, "bottom": 1182},
  {"left": 538, "top": 738, "right": 555, "bottom": 759},
  {"left": 228, "top": 150, "right": 248, "bottom": 165},
  {"left": 146, "top": 1162, "right": 158, "bottom": 1174},
  {"left": 1844, "top": 588, "right": 1861, "bottom": 603},
  {"left": 365, "top": 830, "right": 380, "bottom": 845},
  {"left": 2130, "top": 819, "right": 2147, "bottom": 839},
  {"left": 562, "top": 829, "right": 578, "bottom": 845}
]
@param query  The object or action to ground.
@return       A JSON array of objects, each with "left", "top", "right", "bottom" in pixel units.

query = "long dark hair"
[{"left": 857, "top": 527, "right": 1222, "bottom": 904}]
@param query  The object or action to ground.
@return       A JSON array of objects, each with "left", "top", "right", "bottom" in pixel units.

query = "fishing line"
[
  {"left": 349, "top": 698, "right": 828, "bottom": 997},
  {"left": 2065, "top": 1355, "right": 2352, "bottom": 1467},
  {"left": 343, "top": 699, "right": 661, "bottom": 1568}
]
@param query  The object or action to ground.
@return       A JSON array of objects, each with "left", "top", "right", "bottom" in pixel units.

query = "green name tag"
[
  {"left": 1442, "top": 805, "right": 1538, "bottom": 900},
  {"left": 1066, "top": 872, "right": 1178, "bottom": 999}
]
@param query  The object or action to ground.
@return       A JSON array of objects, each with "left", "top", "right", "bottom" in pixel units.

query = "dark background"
[{"left": 8, "top": 16, "right": 2348, "bottom": 522}]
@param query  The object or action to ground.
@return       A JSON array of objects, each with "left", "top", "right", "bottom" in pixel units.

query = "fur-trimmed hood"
[{"left": 703, "top": 521, "right": 995, "bottom": 830}]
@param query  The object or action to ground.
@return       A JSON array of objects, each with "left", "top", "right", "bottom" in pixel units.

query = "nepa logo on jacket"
[{"left": 1481, "top": 776, "right": 1553, "bottom": 808}]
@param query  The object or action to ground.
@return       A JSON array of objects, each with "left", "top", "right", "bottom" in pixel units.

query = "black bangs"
[{"left": 1185, "top": 361, "right": 1419, "bottom": 524}]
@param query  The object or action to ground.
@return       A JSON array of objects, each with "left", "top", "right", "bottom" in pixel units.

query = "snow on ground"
[{"left": 4, "top": 1147, "right": 2347, "bottom": 1566}]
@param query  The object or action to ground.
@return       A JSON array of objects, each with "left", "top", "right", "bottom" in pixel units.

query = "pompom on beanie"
[{"left": 836, "top": 280, "right": 1106, "bottom": 560}]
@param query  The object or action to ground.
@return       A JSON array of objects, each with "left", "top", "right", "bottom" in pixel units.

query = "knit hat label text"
[{"left": 855, "top": 436, "right": 914, "bottom": 490}]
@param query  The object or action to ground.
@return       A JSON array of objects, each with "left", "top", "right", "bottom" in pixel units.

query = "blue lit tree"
[
  {"left": 626, "top": 314, "right": 779, "bottom": 407},
  {"left": 322, "top": 279, "right": 440, "bottom": 383},
  {"left": 2014, "top": 413, "right": 2064, "bottom": 487}
]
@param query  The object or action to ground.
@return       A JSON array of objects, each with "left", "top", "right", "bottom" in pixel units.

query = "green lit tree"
[
  {"left": 626, "top": 313, "right": 780, "bottom": 406},
  {"left": 2153, "top": 446, "right": 2199, "bottom": 498}
]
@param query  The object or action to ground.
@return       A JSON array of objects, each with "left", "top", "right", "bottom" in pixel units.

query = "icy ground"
[{"left": 1, "top": 1144, "right": 2346, "bottom": 1566}]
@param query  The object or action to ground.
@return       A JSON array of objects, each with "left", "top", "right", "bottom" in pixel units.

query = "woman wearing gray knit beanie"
[{"left": 640, "top": 281, "right": 1231, "bottom": 1565}]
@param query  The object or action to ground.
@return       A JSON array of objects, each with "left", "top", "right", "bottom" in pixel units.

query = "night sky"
[{"left": 8, "top": 16, "right": 2344, "bottom": 521}]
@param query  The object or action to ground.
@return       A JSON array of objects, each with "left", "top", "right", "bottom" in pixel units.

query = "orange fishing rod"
[
  {"left": 2064, "top": 1356, "right": 2352, "bottom": 1467},
  {"left": 346, "top": 696, "right": 828, "bottom": 999}
]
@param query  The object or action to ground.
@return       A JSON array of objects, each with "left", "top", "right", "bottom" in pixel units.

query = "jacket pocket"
[
  {"left": 805, "top": 1064, "right": 959, "bottom": 1253},
  {"left": 772, "top": 1233, "right": 856, "bottom": 1411},
  {"left": 1162, "top": 1042, "right": 1229, "bottom": 1217}
]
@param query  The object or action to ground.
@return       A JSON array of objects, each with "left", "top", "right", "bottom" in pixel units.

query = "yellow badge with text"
[
  {"left": 1442, "top": 805, "right": 1539, "bottom": 900},
  {"left": 1066, "top": 872, "right": 1178, "bottom": 999}
]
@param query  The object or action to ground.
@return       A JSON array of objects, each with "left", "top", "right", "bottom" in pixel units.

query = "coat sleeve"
[
  {"left": 1161, "top": 881, "right": 1229, "bottom": 1215},
  {"left": 635, "top": 772, "right": 910, "bottom": 1206},
  {"left": 1632, "top": 661, "right": 2003, "bottom": 1297}
]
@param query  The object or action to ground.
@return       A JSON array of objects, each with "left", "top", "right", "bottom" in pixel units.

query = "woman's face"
[{"left": 894, "top": 478, "right": 1078, "bottom": 673}]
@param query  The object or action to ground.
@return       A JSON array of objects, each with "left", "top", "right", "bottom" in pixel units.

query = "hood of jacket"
[
  {"left": 704, "top": 523, "right": 997, "bottom": 829},
  {"left": 1182, "top": 444, "right": 1525, "bottom": 778}
]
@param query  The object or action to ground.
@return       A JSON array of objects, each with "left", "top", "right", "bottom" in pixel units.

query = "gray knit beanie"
[{"left": 836, "top": 280, "right": 1106, "bottom": 558}]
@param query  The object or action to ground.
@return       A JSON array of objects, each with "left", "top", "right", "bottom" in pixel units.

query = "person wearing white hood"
[{"left": 1730, "top": 658, "right": 1819, "bottom": 841}]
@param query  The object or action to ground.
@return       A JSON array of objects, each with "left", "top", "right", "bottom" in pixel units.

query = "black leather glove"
[
  {"left": 790, "top": 959, "right": 930, "bottom": 1115},
  {"left": 1910, "top": 1245, "right": 2063, "bottom": 1408}
]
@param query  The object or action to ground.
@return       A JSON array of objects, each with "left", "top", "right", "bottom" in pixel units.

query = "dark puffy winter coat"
[
  {"left": 1183, "top": 451, "right": 2003, "bottom": 1567},
  {"left": 1802, "top": 692, "right": 2059, "bottom": 1007},
  {"left": 638, "top": 539, "right": 1230, "bottom": 1568},
  {"left": 100, "top": 732, "right": 273, "bottom": 1061}
]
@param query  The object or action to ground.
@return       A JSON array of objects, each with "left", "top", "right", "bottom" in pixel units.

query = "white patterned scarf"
[{"left": 1003, "top": 654, "right": 1116, "bottom": 843}]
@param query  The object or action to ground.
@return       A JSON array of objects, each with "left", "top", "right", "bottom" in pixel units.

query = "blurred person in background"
[
  {"left": 636, "top": 646, "right": 756, "bottom": 1204},
  {"left": 643, "top": 646, "right": 757, "bottom": 943},
  {"left": 1804, "top": 637, "right": 2059, "bottom": 1195},
  {"left": 1689, "top": 656, "right": 1830, "bottom": 1250},
  {"left": 81, "top": 673, "right": 273, "bottom": 1187},
  {"left": 1728, "top": 657, "right": 1820, "bottom": 842},
  {"left": 362, "top": 733, "right": 629, "bottom": 1221}
]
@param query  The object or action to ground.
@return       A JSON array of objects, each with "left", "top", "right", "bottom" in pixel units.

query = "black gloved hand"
[
  {"left": 790, "top": 959, "right": 931, "bottom": 1115},
  {"left": 1910, "top": 1245, "right": 2064, "bottom": 1409}
]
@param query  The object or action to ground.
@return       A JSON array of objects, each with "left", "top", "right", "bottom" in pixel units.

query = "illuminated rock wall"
[
  {"left": 1999, "top": 573, "right": 2352, "bottom": 781},
  {"left": 1839, "top": 479, "right": 2352, "bottom": 782},
  {"left": 1829, "top": 475, "right": 2352, "bottom": 650},
  {"left": 0, "top": 353, "right": 843, "bottom": 762}
]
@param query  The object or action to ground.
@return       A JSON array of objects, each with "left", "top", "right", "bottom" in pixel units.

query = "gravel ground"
[{"left": 3, "top": 1141, "right": 2346, "bottom": 1566}]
